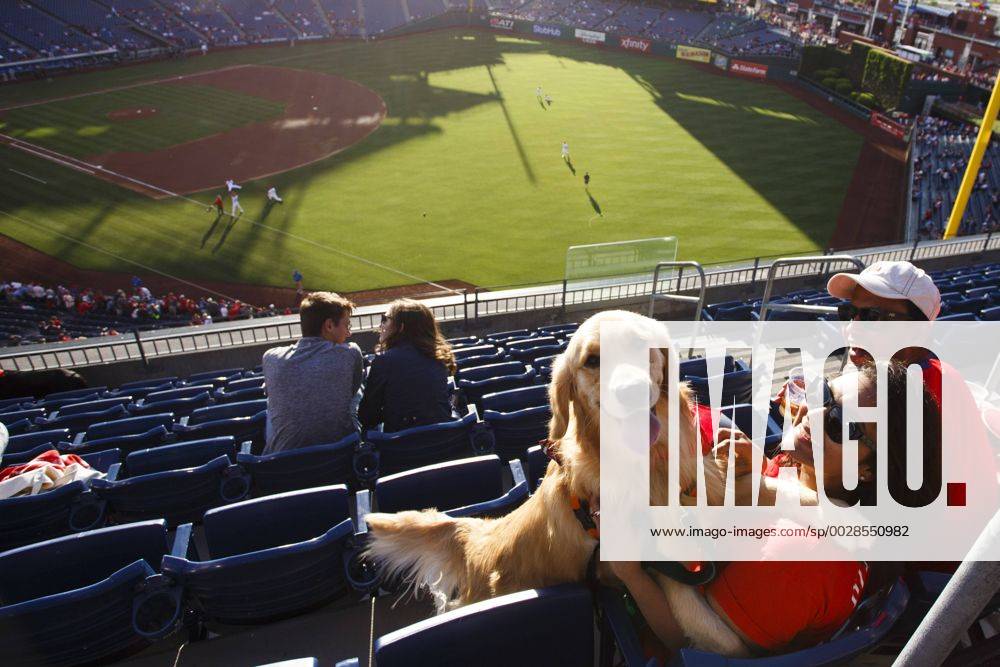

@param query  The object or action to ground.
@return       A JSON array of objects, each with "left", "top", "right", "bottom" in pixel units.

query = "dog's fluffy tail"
[{"left": 364, "top": 510, "right": 471, "bottom": 612}]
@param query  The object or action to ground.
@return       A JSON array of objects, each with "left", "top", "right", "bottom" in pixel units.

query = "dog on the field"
[{"left": 365, "top": 310, "right": 762, "bottom": 655}]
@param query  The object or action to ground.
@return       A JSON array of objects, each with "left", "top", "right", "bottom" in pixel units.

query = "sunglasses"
[
  {"left": 821, "top": 379, "right": 874, "bottom": 447},
  {"left": 836, "top": 304, "right": 911, "bottom": 322}
]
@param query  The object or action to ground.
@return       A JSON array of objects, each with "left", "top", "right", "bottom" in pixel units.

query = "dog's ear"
[{"left": 548, "top": 353, "right": 573, "bottom": 441}]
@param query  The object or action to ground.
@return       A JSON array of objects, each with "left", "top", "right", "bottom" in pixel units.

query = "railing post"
[
  {"left": 133, "top": 328, "right": 149, "bottom": 369},
  {"left": 984, "top": 231, "right": 993, "bottom": 253},
  {"left": 561, "top": 279, "right": 568, "bottom": 316},
  {"left": 910, "top": 237, "right": 920, "bottom": 262},
  {"left": 474, "top": 287, "right": 480, "bottom": 323},
  {"left": 750, "top": 257, "right": 760, "bottom": 290},
  {"left": 462, "top": 289, "right": 469, "bottom": 330}
]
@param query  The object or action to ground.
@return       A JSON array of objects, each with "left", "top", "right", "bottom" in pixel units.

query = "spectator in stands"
[
  {"left": 359, "top": 299, "right": 456, "bottom": 432},
  {"left": 262, "top": 292, "right": 362, "bottom": 453}
]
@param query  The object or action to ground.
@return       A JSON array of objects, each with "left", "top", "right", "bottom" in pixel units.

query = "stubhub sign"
[{"left": 533, "top": 23, "right": 562, "bottom": 38}]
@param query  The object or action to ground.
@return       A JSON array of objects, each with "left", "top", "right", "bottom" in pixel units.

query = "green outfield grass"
[{"left": 0, "top": 30, "right": 863, "bottom": 293}]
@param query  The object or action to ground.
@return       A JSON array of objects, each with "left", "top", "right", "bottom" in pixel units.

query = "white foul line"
[
  {"left": 0, "top": 133, "right": 461, "bottom": 295},
  {"left": 8, "top": 169, "right": 47, "bottom": 184}
]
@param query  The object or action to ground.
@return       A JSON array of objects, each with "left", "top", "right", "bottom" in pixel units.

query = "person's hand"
[{"left": 714, "top": 427, "right": 756, "bottom": 476}]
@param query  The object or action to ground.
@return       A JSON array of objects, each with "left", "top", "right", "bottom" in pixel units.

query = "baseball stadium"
[{"left": 0, "top": 0, "right": 999, "bottom": 665}]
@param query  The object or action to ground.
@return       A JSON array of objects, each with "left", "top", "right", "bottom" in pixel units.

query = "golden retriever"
[{"left": 365, "top": 310, "right": 786, "bottom": 656}]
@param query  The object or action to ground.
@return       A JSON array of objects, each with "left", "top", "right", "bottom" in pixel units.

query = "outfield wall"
[
  {"left": 3, "top": 235, "right": 997, "bottom": 384},
  {"left": 476, "top": 12, "right": 798, "bottom": 84}
]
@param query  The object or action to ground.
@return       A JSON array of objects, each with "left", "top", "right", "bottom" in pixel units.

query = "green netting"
[{"left": 564, "top": 237, "right": 678, "bottom": 283}]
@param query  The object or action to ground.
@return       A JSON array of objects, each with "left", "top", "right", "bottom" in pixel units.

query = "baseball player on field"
[
  {"left": 561, "top": 141, "right": 570, "bottom": 162},
  {"left": 230, "top": 191, "right": 245, "bottom": 217},
  {"left": 226, "top": 179, "right": 242, "bottom": 192}
]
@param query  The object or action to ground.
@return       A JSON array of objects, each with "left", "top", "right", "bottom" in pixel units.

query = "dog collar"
[{"left": 542, "top": 439, "right": 600, "bottom": 540}]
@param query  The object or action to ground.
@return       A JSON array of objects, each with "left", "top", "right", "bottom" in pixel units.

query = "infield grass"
[{"left": 0, "top": 30, "right": 863, "bottom": 293}]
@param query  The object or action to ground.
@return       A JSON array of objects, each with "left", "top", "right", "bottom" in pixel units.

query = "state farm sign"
[
  {"left": 619, "top": 36, "right": 651, "bottom": 53},
  {"left": 489, "top": 15, "right": 514, "bottom": 30},
  {"left": 730, "top": 59, "right": 768, "bottom": 79},
  {"left": 575, "top": 28, "right": 605, "bottom": 44}
]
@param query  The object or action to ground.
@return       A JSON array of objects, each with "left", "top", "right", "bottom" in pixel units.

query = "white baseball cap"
[{"left": 827, "top": 260, "right": 941, "bottom": 321}]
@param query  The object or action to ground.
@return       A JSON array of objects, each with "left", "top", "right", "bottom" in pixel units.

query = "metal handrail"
[
  {"left": 758, "top": 255, "right": 866, "bottom": 322},
  {"left": 648, "top": 261, "right": 707, "bottom": 320}
]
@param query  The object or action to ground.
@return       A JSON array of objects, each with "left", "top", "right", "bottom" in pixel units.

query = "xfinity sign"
[{"left": 619, "top": 37, "right": 651, "bottom": 53}]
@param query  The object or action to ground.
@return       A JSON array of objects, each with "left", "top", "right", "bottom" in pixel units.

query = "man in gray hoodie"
[{"left": 262, "top": 292, "right": 363, "bottom": 453}]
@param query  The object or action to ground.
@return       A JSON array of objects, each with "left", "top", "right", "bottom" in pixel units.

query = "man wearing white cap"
[{"left": 827, "top": 260, "right": 943, "bottom": 394}]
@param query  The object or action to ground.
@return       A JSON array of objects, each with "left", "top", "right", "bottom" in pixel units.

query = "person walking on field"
[
  {"left": 267, "top": 186, "right": 283, "bottom": 204},
  {"left": 561, "top": 141, "right": 570, "bottom": 162},
  {"left": 230, "top": 191, "right": 245, "bottom": 217},
  {"left": 207, "top": 192, "right": 224, "bottom": 215}
]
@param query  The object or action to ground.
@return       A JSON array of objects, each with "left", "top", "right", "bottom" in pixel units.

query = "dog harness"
[{"left": 541, "top": 438, "right": 717, "bottom": 587}]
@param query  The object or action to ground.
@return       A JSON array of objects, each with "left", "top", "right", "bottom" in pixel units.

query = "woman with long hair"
[{"left": 358, "top": 299, "right": 456, "bottom": 432}]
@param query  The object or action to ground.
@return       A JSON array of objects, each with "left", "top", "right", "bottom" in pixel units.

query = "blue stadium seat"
[
  {"left": 0, "top": 472, "right": 108, "bottom": 552},
  {"left": 0, "top": 408, "right": 45, "bottom": 426},
  {"left": 537, "top": 323, "right": 579, "bottom": 338},
  {"left": 142, "top": 384, "right": 216, "bottom": 403},
  {"left": 485, "top": 329, "right": 535, "bottom": 345},
  {"left": 937, "top": 312, "right": 976, "bottom": 321},
  {"left": 713, "top": 304, "right": 758, "bottom": 321},
  {"left": 214, "top": 385, "right": 267, "bottom": 404},
  {"left": 446, "top": 335, "right": 482, "bottom": 349},
  {"left": 483, "top": 404, "right": 551, "bottom": 462},
  {"left": 964, "top": 286, "right": 996, "bottom": 301},
  {"left": 172, "top": 411, "right": 267, "bottom": 453},
  {"left": 719, "top": 403, "right": 783, "bottom": 457},
  {"left": 160, "top": 485, "right": 364, "bottom": 626},
  {"left": 238, "top": 432, "right": 360, "bottom": 497},
  {"left": 130, "top": 391, "right": 212, "bottom": 418},
  {"left": 455, "top": 349, "right": 507, "bottom": 369},
  {"left": 481, "top": 385, "right": 548, "bottom": 413},
  {"left": 374, "top": 455, "right": 528, "bottom": 518},
  {"left": 679, "top": 355, "right": 737, "bottom": 379},
  {"left": 64, "top": 424, "right": 172, "bottom": 458},
  {"left": 980, "top": 306, "right": 1000, "bottom": 321},
  {"left": 359, "top": 407, "right": 484, "bottom": 481},
  {"left": 185, "top": 368, "right": 244, "bottom": 385},
  {"left": 39, "top": 386, "right": 108, "bottom": 403},
  {"left": 685, "top": 370, "right": 754, "bottom": 407},
  {"left": 79, "top": 413, "right": 174, "bottom": 443},
  {"left": 222, "top": 376, "right": 265, "bottom": 392},
  {"left": 55, "top": 396, "right": 132, "bottom": 416},
  {"left": 453, "top": 344, "right": 500, "bottom": 360},
  {"left": 0, "top": 521, "right": 184, "bottom": 666},
  {"left": 91, "top": 454, "right": 249, "bottom": 526},
  {"left": 0, "top": 396, "right": 33, "bottom": 412},
  {"left": 532, "top": 355, "right": 559, "bottom": 382},
  {"left": 30, "top": 392, "right": 106, "bottom": 412},
  {"left": 373, "top": 584, "right": 593, "bottom": 667},
  {"left": 506, "top": 335, "right": 559, "bottom": 352},
  {"left": 661, "top": 579, "right": 909, "bottom": 666},
  {"left": 185, "top": 398, "right": 267, "bottom": 425},
  {"left": 33, "top": 403, "right": 129, "bottom": 435},
  {"left": 107, "top": 378, "right": 176, "bottom": 399},
  {"left": 458, "top": 367, "right": 537, "bottom": 408},
  {"left": 125, "top": 436, "right": 238, "bottom": 477},
  {"left": 6, "top": 429, "right": 71, "bottom": 455},
  {"left": 455, "top": 361, "right": 526, "bottom": 383},
  {"left": 80, "top": 447, "right": 122, "bottom": 473},
  {"left": 507, "top": 340, "right": 568, "bottom": 364},
  {"left": 947, "top": 296, "right": 990, "bottom": 316}
]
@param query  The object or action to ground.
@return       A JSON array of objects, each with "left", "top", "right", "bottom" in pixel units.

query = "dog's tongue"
[{"left": 649, "top": 409, "right": 661, "bottom": 446}]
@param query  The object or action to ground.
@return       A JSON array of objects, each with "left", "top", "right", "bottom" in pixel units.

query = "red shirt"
[{"left": 707, "top": 558, "right": 869, "bottom": 652}]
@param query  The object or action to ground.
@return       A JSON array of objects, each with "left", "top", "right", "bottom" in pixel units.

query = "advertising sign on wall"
[
  {"left": 730, "top": 59, "right": 768, "bottom": 78},
  {"left": 619, "top": 36, "right": 652, "bottom": 53},
  {"left": 533, "top": 23, "right": 562, "bottom": 38},
  {"left": 870, "top": 111, "right": 908, "bottom": 140},
  {"left": 676, "top": 45, "right": 711, "bottom": 63},
  {"left": 574, "top": 28, "right": 606, "bottom": 44},
  {"left": 489, "top": 15, "right": 514, "bottom": 30}
]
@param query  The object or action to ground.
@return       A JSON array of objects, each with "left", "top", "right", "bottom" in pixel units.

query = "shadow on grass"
[
  {"left": 587, "top": 188, "right": 602, "bottom": 216},
  {"left": 201, "top": 212, "right": 223, "bottom": 248}
]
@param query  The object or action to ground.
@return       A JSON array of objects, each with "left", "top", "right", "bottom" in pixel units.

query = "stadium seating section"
[
  {"left": 4, "top": 261, "right": 999, "bottom": 663},
  {"left": 911, "top": 116, "right": 1000, "bottom": 240},
  {"left": 0, "top": 0, "right": 808, "bottom": 72}
]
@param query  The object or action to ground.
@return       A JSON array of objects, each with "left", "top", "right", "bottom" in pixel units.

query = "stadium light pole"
[{"left": 942, "top": 74, "right": 1000, "bottom": 239}]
